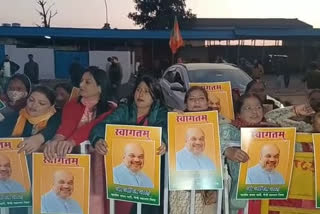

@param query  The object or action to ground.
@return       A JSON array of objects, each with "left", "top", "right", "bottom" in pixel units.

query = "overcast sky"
[{"left": 1, "top": 0, "right": 319, "bottom": 29}]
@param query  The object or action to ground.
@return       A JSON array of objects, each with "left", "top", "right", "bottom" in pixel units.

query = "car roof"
[{"left": 182, "top": 63, "right": 240, "bottom": 71}]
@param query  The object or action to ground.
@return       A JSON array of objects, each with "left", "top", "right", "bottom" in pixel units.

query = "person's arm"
[
  {"left": 39, "top": 112, "right": 62, "bottom": 142},
  {"left": 153, "top": 105, "right": 168, "bottom": 145},
  {"left": 89, "top": 104, "right": 127, "bottom": 147},
  {"left": 0, "top": 112, "right": 18, "bottom": 137},
  {"left": 265, "top": 106, "right": 313, "bottom": 132},
  {"left": 68, "top": 106, "right": 115, "bottom": 145},
  {"left": 23, "top": 63, "right": 27, "bottom": 74},
  {"left": 55, "top": 100, "right": 79, "bottom": 139}
]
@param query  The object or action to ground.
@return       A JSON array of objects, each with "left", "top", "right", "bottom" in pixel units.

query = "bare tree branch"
[{"left": 36, "top": 0, "right": 57, "bottom": 27}]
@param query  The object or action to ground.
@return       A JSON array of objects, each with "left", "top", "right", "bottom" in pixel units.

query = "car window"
[
  {"left": 164, "top": 69, "right": 185, "bottom": 86},
  {"left": 187, "top": 68, "right": 251, "bottom": 89}
]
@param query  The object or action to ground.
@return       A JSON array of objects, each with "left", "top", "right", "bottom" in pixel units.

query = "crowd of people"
[{"left": 0, "top": 61, "right": 320, "bottom": 214}]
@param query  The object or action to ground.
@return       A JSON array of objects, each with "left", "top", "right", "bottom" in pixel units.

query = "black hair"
[
  {"left": 245, "top": 80, "right": 266, "bottom": 94},
  {"left": 28, "top": 54, "right": 33, "bottom": 57},
  {"left": 6, "top": 74, "right": 32, "bottom": 94},
  {"left": 234, "top": 93, "right": 263, "bottom": 115},
  {"left": 184, "top": 86, "right": 209, "bottom": 104},
  {"left": 129, "top": 75, "right": 164, "bottom": 105},
  {"left": 81, "top": 66, "right": 110, "bottom": 116},
  {"left": 54, "top": 82, "right": 73, "bottom": 95},
  {"left": 31, "top": 86, "right": 56, "bottom": 105}
]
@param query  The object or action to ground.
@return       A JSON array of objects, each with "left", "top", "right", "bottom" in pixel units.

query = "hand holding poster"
[
  {"left": 105, "top": 125, "right": 161, "bottom": 205},
  {"left": 313, "top": 134, "right": 320, "bottom": 208},
  {"left": 168, "top": 111, "right": 223, "bottom": 190},
  {"left": 0, "top": 138, "right": 31, "bottom": 208},
  {"left": 189, "top": 82, "right": 234, "bottom": 120},
  {"left": 33, "top": 153, "right": 90, "bottom": 214},
  {"left": 237, "top": 128, "right": 296, "bottom": 199}
]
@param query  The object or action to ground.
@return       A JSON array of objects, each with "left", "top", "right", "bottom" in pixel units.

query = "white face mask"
[{"left": 7, "top": 91, "right": 28, "bottom": 103}]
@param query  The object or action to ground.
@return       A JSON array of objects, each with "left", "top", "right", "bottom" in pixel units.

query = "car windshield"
[{"left": 187, "top": 68, "right": 252, "bottom": 89}]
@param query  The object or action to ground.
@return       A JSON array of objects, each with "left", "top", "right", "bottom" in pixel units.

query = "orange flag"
[{"left": 169, "top": 16, "right": 184, "bottom": 54}]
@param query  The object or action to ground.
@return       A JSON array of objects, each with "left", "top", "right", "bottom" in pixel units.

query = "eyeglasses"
[{"left": 241, "top": 105, "right": 263, "bottom": 112}]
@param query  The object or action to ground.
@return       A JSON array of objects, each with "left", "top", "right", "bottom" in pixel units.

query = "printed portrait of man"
[
  {"left": 41, "top": 170, "right": 83, "bottom": 214},
  {"left": 208, "top": 95, "right": 221, "bottom": 112},
  {"left": 0, "top": 154, "right": 26, "bottom": 193},
  {"left": 176, "top": 127, "right": 216, "bottom": 171},
  {"left": 246, "top": 144, "right": 285, "bottom": 185},
  {"left": 113, "top": 143, "right": 153, "bottom": 188}
]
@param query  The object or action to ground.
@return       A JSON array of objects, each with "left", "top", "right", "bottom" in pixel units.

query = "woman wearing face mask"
[
  {"left": 0, "top": 74, "right": 31, "bottom": 120},
  {"left": 170, "top": 86, "right": 219, "bottom": 214},
  {"left": 43, "top": 66, "right": 116, "bottom": 214},
  {"left": 0, "top": 85, "right": 60, "bottom": 144},
  {"left": 220, "top": 94, "right": 276, "bottom": 214},
  {"left": 90, "top": 75, "right": 168, "bottom": 214},
  {"left": 54, "top": 82, "right": 72, "bottom": 111}
]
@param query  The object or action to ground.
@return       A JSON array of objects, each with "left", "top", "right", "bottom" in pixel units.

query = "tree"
[
  {"left": 128, "top": 0, "right": 196, "bottom": 30},
  {"left": 36, "top": 0, "right": 58, "bottom": 27}
]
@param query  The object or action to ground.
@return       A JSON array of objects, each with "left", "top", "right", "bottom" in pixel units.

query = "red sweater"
[{"left": 56, "top": 99, "right": 116, "bottom": 145}]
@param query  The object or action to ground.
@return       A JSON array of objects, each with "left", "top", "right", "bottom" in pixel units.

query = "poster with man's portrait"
[
  {"left": 105, "top": 125, "right": 161, "bottom": 206},
  {"left": 189, "top": 82, "right": 234, "bottom": 120},
  {"left": 313, "top": 134, "right": 320, "bottom": 208},
  {"left": 168, "top": 111, "right": 223, "bottom": 190},
  {"left": 0, "top": 138, "right": 31, "bottom": 208},
  {"left": 237, "top": 128, "right": 296, "bottom": 200},
  {"left": 32, "top": 153, "right": 90, "bottom": 214}
]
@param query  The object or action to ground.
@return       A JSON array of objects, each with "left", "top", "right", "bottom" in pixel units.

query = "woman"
[
  {"left": 0, "top": 85, "right": 59, "bottom": 142},
  {"left": 220, "top": 94, "right": 274, "bottom": 214},
  {"left": 245, "top": 79, "right": 278, "bottom": 112},
  {"left": 170, "top": 86, "right": 218, "bottom": 214},
  {"left": 0, "top": 85, "right": 59, "bottom": 214},
  {"left": 44, "top": 66, "right": 116, "bottom": 214},
  {"left": 0, "top": 74, "right": 31, "bottom": 120},
  {"left": 90, "top": 75, "right": 168, "bottom": 214},
  {"left": 54, "top": 82, "right": 72, "bottom": 111}
]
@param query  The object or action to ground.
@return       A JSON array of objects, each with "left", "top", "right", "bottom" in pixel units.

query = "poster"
[
  {"left": 168, "top": 111, "right": 223, "bottom": 190},
  {"left": 0, "top": 138, "right": 31, "bottom": 208},
  {"left": 237, "top": 128, "right": 296, "bottom": 200},
  {"left": 0, "top": 99, "right": 5, "bottom": 110},
  {"left": 33, "top": 153, "right": 90, "bottom": 214},
  {"left": 69, "top": 87, "right": 80, "bottom": 100},
  {"left": 313, "top": 134, "right": 320, "bottom": 208},
  {"left": 105, "top": 125, "right": 161, "bottom": 206},
  {"left": 189, "top": 82, "right": 234, "bottom": 120}
]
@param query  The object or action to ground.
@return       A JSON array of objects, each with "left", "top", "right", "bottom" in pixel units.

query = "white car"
[{"left": 159, "top": 63, "right": 252, "bottom": 110}]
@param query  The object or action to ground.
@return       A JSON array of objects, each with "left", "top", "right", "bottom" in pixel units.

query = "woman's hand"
[
  {"left": 156, "top": 143, "right": 166, "bottom": 155},
  {"left": 294, "top": 104, "right": 315, "bottom": 116},
  {"left": 95, "top": 139, "right": 108, "bottom": 155},
  {"left": 56, "top": 140, "right": 76, "bottom": 158},
  {"left": 44, "top": 140, "right": 59, "bottom": 160},
  {"left": 224, "top": 147, "right": 249, "bottom": 163},
  {"left": 18, "top": 134, "right": 44, "bottom": 154}
]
